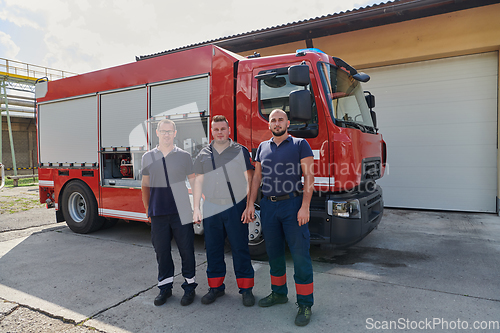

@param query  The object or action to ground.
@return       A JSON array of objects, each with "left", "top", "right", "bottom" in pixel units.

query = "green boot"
[
  {"left": 257, "top": 292, "right": 288, "bottom": 307},
  {"left": 295, "top": 304, "right": 312, "bottom": 326}
]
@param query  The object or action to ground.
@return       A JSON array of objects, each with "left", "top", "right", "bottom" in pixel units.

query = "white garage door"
[{"left": 364, "top": 52, "right": 498, "bottom": 212}]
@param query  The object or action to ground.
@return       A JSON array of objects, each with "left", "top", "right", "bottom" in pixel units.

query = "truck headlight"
[{"left": 327, "top": 199, "right": 361, "bottom": 219}]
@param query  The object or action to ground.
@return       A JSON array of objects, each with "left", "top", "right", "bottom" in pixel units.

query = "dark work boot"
[
  {"left": 154, "top": 289, "right": 172, "bottom": 306},
  {"left": 242, "top": 290, "right": 255, "bottom": 307},
  {"left": 295, "top": 304, "right": 312, "bottom": 326},
  {"left": 201, "top": 288, "right": 225, "bottom": 304},
  {"left": 180, "top": 289, "right": 196, "bottom": 306},
  {"left": 258, "top": 291, "right": 288, "bottom": 307}
]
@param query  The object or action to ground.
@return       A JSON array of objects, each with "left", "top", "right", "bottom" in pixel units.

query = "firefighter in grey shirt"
[{"left": 193, "top": 115, "right": 255, "bottom": 306}]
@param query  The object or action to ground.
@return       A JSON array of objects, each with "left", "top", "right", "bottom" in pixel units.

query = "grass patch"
[
  {"left": 1, "top": 176, "right": 38, "bottom": 188},
  {"left": 0, "top": 176, "right": 43, "bottom": 214},
  {"left": 0, "top": 196, "right": 44, "bottom": 214}
]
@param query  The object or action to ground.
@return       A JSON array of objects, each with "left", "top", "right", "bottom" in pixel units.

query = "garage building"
[{"left": 146, "top": 0, "right": 500, "bottom": 213}]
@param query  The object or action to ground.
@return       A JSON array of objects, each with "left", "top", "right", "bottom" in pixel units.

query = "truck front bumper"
[{"left": 309, "top": 185, "right": 384, "bottom": 247}]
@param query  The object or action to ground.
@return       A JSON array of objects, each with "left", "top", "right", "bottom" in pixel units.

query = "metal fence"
[{"left": 0, "top": 58, "right": 77, "bottom": 81}]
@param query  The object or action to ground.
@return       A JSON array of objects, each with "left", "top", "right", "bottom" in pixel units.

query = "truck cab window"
[
  {"left": 318, "top": 62, "right": 375, "bottom": 133},
  {"left": 259, "top": 72, "right": 318, "bottom": 137}
]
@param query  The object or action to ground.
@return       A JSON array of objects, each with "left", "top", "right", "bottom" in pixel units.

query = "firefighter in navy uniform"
[
  {"left": 193, "top": 115, "right": 255, "bottom": 306},
  {"left": 141, "top": 119, "right": 198, "bottom": 306},
  {"left": 245, "top": 109, "right": 315, "bottom": 326}
]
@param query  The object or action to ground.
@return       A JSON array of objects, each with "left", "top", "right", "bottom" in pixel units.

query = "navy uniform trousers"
[
  {"left": 150, "top": 214, "right": 197, "bottom": 292},
  {"left": 203, "top": 199, "right": 254, "bottom": 293},
  {"left": 260, "top": 194, "right": 314, "bottom": 306}
]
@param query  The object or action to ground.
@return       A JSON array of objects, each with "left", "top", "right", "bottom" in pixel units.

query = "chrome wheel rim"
[
  {"left": 68, "top": 192, "right": 87, "bottom": 223},
  {"left": 248, "top": 210, "right": 264, "bottom": 244}
]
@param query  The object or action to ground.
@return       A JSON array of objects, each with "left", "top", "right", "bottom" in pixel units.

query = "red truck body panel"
[{"left": 37, "top": 45, "right": 242, "bottom": 222}]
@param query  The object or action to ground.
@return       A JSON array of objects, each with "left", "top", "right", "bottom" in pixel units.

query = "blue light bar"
[{"left": 296, "top": 48, "right": 326, "bottom": 55}]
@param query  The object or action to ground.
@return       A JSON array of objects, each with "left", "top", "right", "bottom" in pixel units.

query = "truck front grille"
[{"left": 362, "top": 158, "right": 381, "bottom": 181}]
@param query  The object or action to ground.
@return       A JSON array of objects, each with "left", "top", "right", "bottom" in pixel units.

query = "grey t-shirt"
[{"left": 194, "top": 140, "right": 254, "bottom": 203}]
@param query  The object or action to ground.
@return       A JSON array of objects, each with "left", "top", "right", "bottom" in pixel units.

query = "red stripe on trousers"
[
  {"left": 237, "top": 278, "right": 254, "bottom": 289},
  {"left": 296, "top": 282, "right": 314, "bottom": 295},
  {"left": 208, "top": 277, "right": 225, "bottom": 288},
  {"left": 271, "top": 274, "right": 287, "bottom": 286}
]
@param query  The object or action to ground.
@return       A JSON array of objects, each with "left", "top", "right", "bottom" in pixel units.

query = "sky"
[{"left": 0, "top": 0, "right": 377, "bottom": 75}]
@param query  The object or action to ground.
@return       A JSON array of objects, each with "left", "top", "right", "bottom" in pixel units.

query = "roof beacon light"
[{"left": 296, "top": 48, "right": 326, "bottom": 56}]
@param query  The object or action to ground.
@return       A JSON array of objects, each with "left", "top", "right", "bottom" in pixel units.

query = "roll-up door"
[
  {"left": 149, "top": 75, "right": 210, "bottom": 156},
  {"left": 100, "top": 87, "right": 147, "bottom": 149},
  {"left": 38, "top": 95, "right": 98, "bottom": 165},
  {"left": 364, "top": 52, "right": 498, "bottom": 212},
  {"left": 150, "top": 75, "right": 209, "bottom": 117}
]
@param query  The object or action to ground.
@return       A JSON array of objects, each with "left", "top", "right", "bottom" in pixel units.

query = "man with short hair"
[
  {"left": 141, "top": 119, "right": 197, "bottom": 307},
  {"left": 193, "top": 115, "right": 255, "bottom": 306},
  {"left": 245, "top": 109, "right": 315, "bottom": 326}
]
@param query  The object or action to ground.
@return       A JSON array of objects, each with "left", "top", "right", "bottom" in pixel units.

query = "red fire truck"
[{"left": 35, "top": 45, "right": 386, "bottom": 257}]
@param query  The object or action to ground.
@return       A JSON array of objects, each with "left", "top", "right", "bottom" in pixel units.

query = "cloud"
[
  {"left": 3, "top": 0, "right": 163, "bottom": 72},
  {"left": 0, "top": 9, "right": 41, "bottom": 29},
  {"left": 0, "top": 31, "right": 20, "bottom": 59},
  {"left": 1, "top": 0, "right": 377, "bottom": 74}
]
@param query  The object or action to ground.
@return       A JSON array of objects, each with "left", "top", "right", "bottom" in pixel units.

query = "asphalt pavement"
[{"left": 0, "top": 191, "right": 499, "bottom": 332}]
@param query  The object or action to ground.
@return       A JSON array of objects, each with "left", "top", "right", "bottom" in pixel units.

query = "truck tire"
[
  {"left": 248, "top": 208, "right": 267, "bottom": 260},
  {"left": 61, "top": 180, "right": 104, "bottom": 234}
]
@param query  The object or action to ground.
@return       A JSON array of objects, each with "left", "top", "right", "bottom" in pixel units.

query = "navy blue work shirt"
[
  {"left": 255, "top": 135, "right": 313, "bottom": 197},
  {"left": 141, "top": 146, "right": 194, "bottom": 223}
]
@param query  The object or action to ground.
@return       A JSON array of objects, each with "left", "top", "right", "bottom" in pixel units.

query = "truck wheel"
[
  {"left": 61, "top": 181, "right": 104, "bottom": 234},
  {"left": 248, "top": 208, "right": 267, "bottom": 260}
]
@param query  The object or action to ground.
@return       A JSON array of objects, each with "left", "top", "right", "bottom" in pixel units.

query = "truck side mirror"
[
  {"left": 365, "top": 94, "right": 375, "bottom": 109},
  {"left": 370, "top": 110, "right": 377, "bottom": 129},
  {"left": 289, "top": 89, "right": 312, "bottom": 121},
  {"left": 288, "top": 63, "right": 310, "bottom": 86},
  {"left": 353, "top": 72, "right": 370, "bottom": 83}
]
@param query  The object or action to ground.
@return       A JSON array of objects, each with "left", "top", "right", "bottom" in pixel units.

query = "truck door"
[{"left": 250, "top": 64, "right": 331, "bottom": 192}]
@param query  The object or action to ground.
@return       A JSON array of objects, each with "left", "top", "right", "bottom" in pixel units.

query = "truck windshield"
[{"left": 318, "top": 62, "right": 374, "bottom": 132}]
